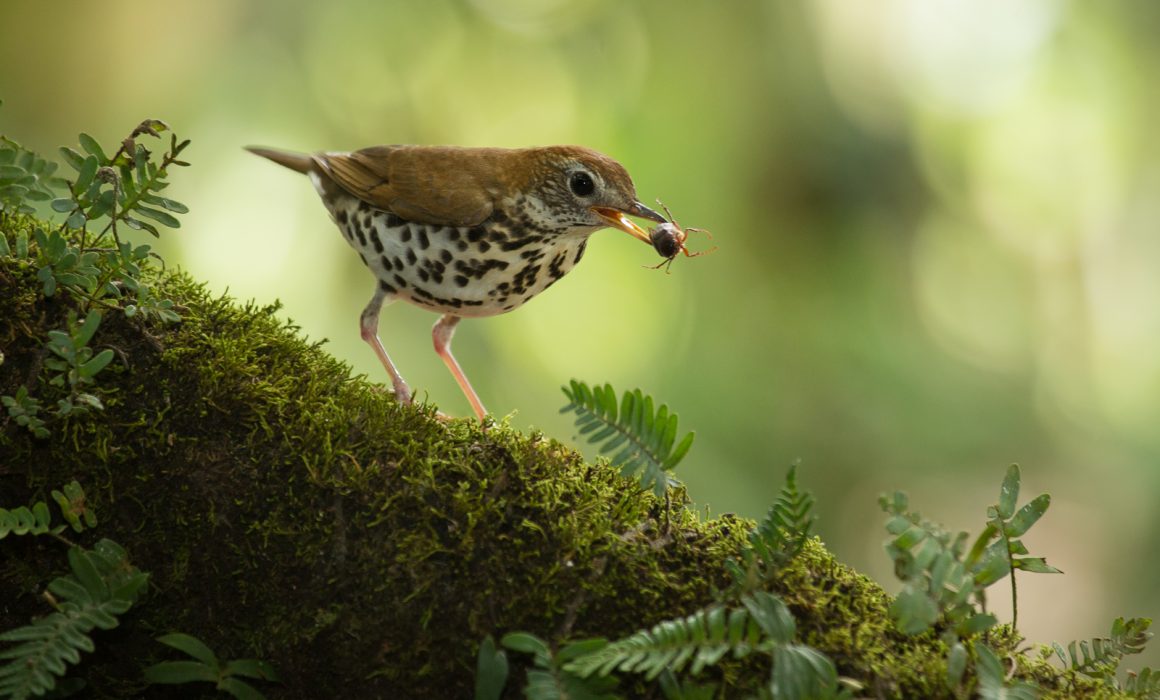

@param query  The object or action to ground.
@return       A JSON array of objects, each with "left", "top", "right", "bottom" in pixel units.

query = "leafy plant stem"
[
  {"left": 98, "top": 139, "right": 185, "bottom": 240},
  {"left": 1006, "top": 532, "right": 1019, "bottom": 632}
]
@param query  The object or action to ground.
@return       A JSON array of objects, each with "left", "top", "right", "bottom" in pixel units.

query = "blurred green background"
[{"left": 4, "top": 0, "right": 1159, "bottom": 665}]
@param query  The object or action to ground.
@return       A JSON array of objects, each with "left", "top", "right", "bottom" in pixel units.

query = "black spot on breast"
[
  {"left": 357, "top": 251, "right": 367, "bottom": 265},
  {"left": 387, "top": 213, "right": 405, "bottom": 228},
  {"left": 501, "top": 237, "right": 536, "bottom": 252},
  {"left": 406, "top": 249, "right": 417, "bottom": 265},
  {"left": 381, "top": 256, "right": 393, "bottom": 271},
  {"left": 488, "top": 229, "right": 507, "bottom": 243},
  {"left": 447, "top": 228, "right": 461, "bottom": 241},
  {"left": 371, "top": 231, "right": 384, "bottom": 254},
  {"left": 392, "top": 256, "right": 404, "bottom": 270},
  {"left": 440, "top": 249, "right": 453, "bottom": 264},
  {"left": 337, "top": 209, "right": 349, "bottom": 225},
  {"left": 393, "top": 274, "right": 408, "bottom": 288},
  {"left": 412, "top": 286, "right": 462, "bottom": 308},
  {"left": 401, "top": 228, "right": 412, "bottom": 243},
  {"left": 511, "top": 263, "right": 541, "bottom": 293},
  {"left": 455, "top": 258, "right": 510, "bottom": 280},
  {"left": 456, "top": 240, "right": 469, "bottom": 252},
  {"left": 462, "top": 300, "right": 484, "bottom": 307},
  {"left": 549, "top": 251, "right": 567, "bottom": 280},
  {"left": 418, "top": 229, "right": 430, "bottom": 249},
  {"left": 354, "top": 225, "right": 367, "bottom": 247},
  {"left": 418, "top": 268, "right": 430, "bottom": 282},
  {"left": 379, "top": 280, "right": 395, "bottom": 294},
  {"left": 454, "top": 275, "right": 469, "bottom": 287},
  {"left": 573, "top": 242, "right": 587, "bottom": 264},
  {"left": 478, "top": 240, "right": 491, "bottom": 253},
  {"left": 467, "top": 227, "right": 486, "bottom": 242}
]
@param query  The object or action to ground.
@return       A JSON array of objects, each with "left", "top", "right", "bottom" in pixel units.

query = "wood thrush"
[{"left": 246, "top": 144, "right": 665, "bottom": 421}]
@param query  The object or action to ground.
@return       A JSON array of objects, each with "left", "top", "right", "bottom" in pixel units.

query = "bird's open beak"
[{"left": 592, "top": 201, "right": 667, "bottom": 245}]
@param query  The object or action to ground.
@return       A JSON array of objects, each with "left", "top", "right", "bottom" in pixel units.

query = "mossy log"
[{"left": 0, "top": 212, "right": 1122, "bottom": 698}]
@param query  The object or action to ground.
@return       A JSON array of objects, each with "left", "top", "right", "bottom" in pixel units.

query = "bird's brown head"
[{"left": 516, "top": 145, "right": 665, "bottom": 243}]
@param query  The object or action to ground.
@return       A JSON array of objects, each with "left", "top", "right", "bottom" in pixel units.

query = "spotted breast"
[{"left": 329, "top": 194, "right": 588, "bottom": 319}]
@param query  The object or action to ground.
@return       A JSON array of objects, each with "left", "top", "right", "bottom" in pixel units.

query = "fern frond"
[
  {"left": 499, "top": 634, "right": 617, "bottom": 700},
  {"left": 967, "top": 465, "right": 1060, "bottom": 633},
  {"left": 0, "top": 502, "right": 61, "bottom": 539},
  {"left": 879, "top": 491, "right": 997, "bottom": 638},
  {"left": 728, "top": 466, "right": 816, "bottom": 594},
  {"left": 523, "top": 667, "right": 618, "bottom": 700},
  {"left": 1124, "top": 666, "right": 1160, "bottom": 699},
  {"left": 566, "top": 593, "right": 841, "bottom": 700},
  {"left": 566, "top": 605, "right": 760, "bottom": 681},
  {"left": 561, "top": 380, "right": 694, "bottom": 497},
  {"left": 0, "top": 540, "right": 147, "bottom": 700},
  {"left": 657, "top": 669, "right": 717, "bottom": 700},
  {"left": 0, "top": 480, "right": 91, "bottom": 540},
  {"left": 1052, "top": 617, "right": 1152, "bottom": 680},
  {"left": 770, "top": 644, "right": 843, "bottom": 700}
]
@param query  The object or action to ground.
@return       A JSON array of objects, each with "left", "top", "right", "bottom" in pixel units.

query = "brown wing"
[{"left": 314, "top": 145, "right": 496, "bottom": 227}]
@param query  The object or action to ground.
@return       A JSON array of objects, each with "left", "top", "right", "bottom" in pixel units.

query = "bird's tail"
[{"left": 245, "top": 146, "right": 313, "bottom": 174}]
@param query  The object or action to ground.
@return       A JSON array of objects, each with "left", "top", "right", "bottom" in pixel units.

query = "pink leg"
[
  {"left": 432, "top": 314, "right": 488, "bottom": 421},
  {"left": 360, "top": 287, "right": 411, "bottom": 404}
]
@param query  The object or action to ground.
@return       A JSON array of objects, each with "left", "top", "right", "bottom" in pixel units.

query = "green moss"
[{"left": 0, "top": 210, "right": 1134, "bottom": 698}]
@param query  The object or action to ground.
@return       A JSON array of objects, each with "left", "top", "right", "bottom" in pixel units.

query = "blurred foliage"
[{"left": 2, "top": 0, "right": 1158, "bottom": 666}]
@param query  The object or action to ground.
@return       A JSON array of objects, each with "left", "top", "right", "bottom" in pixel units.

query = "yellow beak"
[{"left": 591, "top": 201, "right": 667, "bottom": 245}]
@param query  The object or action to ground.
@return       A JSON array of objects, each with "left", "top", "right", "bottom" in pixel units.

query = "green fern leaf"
[
  {"left": 1124, "top": 666, "right": 1160, "bottom": 699},
  {"left": 0, "top": 540, "right": 146, "bottom": 699},
  {"left": 498, "top": 634, "right": 617, "bottom": 700},
  {"left": 0, "top": 502, "right": 57, "bottom": 538},
  {"left": 728, "top": 466, "right": 816, "bottom": 594},
  {"left": 770, "top": 644, "right": 840, "bottom": 700},
  {"left": 564, "top": 605, "right": 760, "bottom": 681},
  {"left": 561, "top": 380, "right": 694, "bottom": 497},
  {"left": 474, "top": 636, "right": 508, "bottom": 700},
  {"left": 564, "top": 592, "right": 842, "bottom": 699},
  {"left": 1052, "top": 618, "right": 1152, "bottom": 680},
  {"left": 879, "top": 489, "right": 1003, "bottom": 639}
]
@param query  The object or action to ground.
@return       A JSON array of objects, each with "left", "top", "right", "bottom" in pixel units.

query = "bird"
[{"left": 246, "top": 144, "right": 666, "bottom": 421}]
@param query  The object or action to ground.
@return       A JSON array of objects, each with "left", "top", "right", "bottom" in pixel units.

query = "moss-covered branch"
[{"left": 0, "top": 211, "right": 1130, "bottom": 698}]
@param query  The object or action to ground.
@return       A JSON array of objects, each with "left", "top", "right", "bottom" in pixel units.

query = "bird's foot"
[{"left": 392, "top": 380, "right": 413, "bottom": 406}]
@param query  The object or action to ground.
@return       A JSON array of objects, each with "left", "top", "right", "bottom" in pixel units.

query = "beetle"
[{"left": 647, "top": 200, "right": 716, "bottom": 273}]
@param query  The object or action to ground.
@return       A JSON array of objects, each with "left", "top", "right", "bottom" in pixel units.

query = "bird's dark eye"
[{"left": 569, "top": 171, "right": 595, "bottom": 197}]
